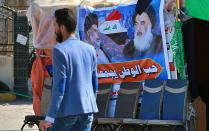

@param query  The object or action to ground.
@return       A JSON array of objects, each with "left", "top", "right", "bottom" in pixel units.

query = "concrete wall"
[
  {"left": 0, "top": 0, "right": 31, "bottom": 55},
  {"left": 5, "top": 0, "right": 31, "bottom": 10},
  {"left": 0, "top": 55, "right": 14, "bottom": 90}
]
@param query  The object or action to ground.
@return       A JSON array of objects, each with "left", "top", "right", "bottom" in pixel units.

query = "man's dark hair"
[
  {"left": 55, "top": 8, "right": 76, "bottom": 33},
  {"left": 133, "top": 5, "right": 156, "bottom": 28},
  {"left": 84, "top": 13, "right": 98, "bottom": 33}
]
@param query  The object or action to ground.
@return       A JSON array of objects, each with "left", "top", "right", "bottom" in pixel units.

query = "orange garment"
[{"left": 31, "top": 49, "right": 52, "bottom": 116}]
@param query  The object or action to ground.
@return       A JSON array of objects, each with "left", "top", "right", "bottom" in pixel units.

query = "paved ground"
[{"left": 0, "top": 99, "right": 39, "bottom": 131}]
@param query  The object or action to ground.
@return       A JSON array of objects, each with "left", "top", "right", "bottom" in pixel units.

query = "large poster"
[{"left": 78, "top": 0, "right": 170, "bottom": 84}]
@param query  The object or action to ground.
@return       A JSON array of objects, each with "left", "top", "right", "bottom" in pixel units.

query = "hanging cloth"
[
  {"left": 170, "top": 0, "right": 186, "bottom": 79},
  {"left": 185, "top": 0, "right": 209, "bottom": 21}
]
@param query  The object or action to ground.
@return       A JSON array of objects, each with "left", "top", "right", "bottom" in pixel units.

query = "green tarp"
[{"left": 185, "top": 0, "right": 209, "bottom": 21}]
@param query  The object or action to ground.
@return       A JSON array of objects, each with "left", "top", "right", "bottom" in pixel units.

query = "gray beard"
[{"left": 134, "top": 27, "right": 153, "bottom": 52}]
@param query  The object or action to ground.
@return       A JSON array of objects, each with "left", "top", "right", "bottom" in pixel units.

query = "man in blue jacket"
[{"left": 39, "top": 8, "right": 98, "bottom": 131}]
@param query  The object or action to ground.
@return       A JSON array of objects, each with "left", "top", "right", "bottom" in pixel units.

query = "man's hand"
[{"left": 39, "top": 120, "right": 52, "bottom": 131}]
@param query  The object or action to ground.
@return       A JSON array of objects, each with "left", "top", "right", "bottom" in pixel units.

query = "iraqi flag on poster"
[{"left": 99, "top": 10, "right": 127, "bottom": 34}]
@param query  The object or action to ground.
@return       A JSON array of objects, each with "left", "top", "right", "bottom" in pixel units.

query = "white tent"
[{"left": 33, "top": 0, "right": 135, "bottom": 7}]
